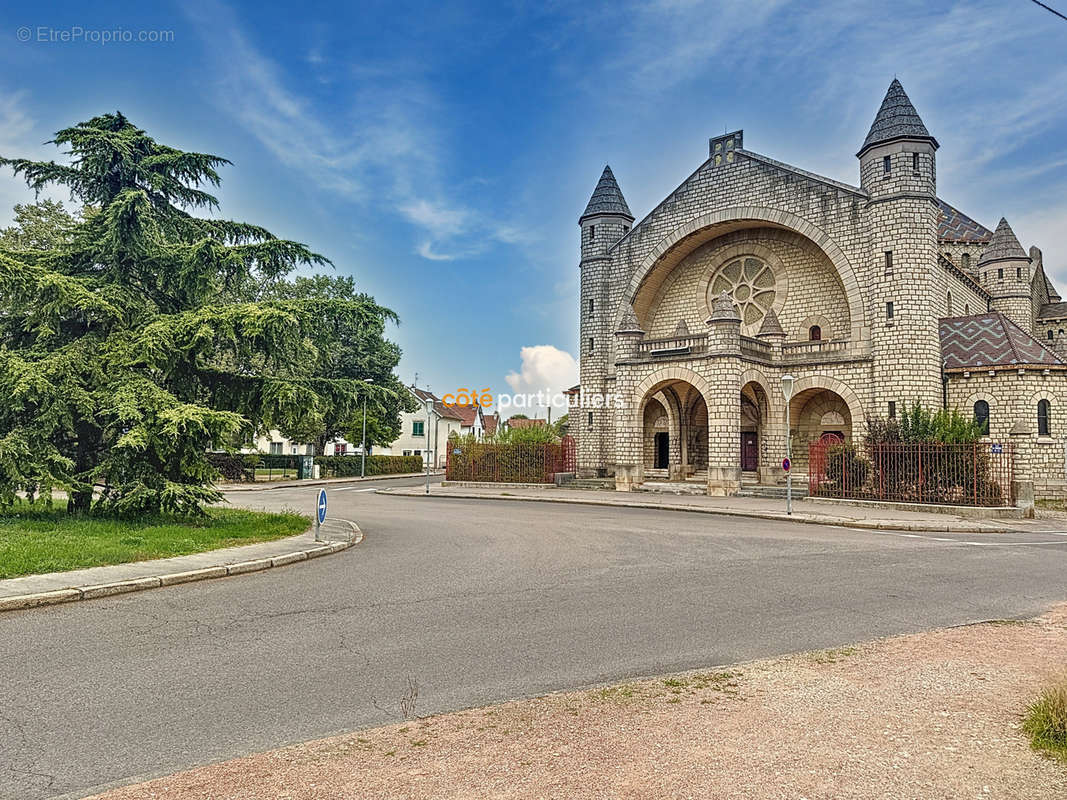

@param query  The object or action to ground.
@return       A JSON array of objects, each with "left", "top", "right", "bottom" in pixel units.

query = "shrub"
[
  {"left": 1023, "top": 676, "right": 1067, "bottom": 762},
  {"left": 315, "top": 454, "right": 422, "bottom": 477},
  {"left": 821, "top": 444, "right": 871, "bottom": 495}
]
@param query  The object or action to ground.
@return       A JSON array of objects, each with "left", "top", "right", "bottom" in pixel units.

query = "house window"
[
  {"left": 402, "top": 449, "right": 412, "bottom": 456},
  {"left": 912, "top": 152, "right": 920, "bottom": 172},
  {"left": 269, "top": 442, "right": 283, "bottom": 455},
  {"left": 1038, "top": 399, "right": 1051, "bottom": 436},
  {"left": 973, "top": 400, "right": 990, "bottom": 436},
  {"left": 414, "top": 449, "right": 421, "bottom": 457},
  {"left": 884, "top": 250, "right": 893, "bottom": 275},
  {"left": 412, "top": 420, "right": 424, "bottom": 436},
  {"left": 961, "top": 253, "right": 971, "bottom": 270},
  {"left": 888, "top": 401, "right": 896, "bottom": 419},
  {"left": 886, "top": 301, "right": 894, "bottom": 319},
  {"left": 291, "top": 445, "right": 299, "bottom": 455},
  {"left": 883, "top": 155, "right": 891, "bottom": 174},
  {"left": 809, "top": 325, "right": 821, "bottom": 341}
]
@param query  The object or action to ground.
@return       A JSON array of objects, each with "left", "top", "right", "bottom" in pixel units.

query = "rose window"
[{"left": 707, "top": 256, "right": 776, "bottom": 327}]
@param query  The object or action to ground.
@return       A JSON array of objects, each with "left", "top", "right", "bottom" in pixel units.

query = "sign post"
[
  {"left": 781, "top": 374, "right": 795, "bottom": 516},
  {"left": 315, "top": 488, "right": 327, "bottom": 541}
]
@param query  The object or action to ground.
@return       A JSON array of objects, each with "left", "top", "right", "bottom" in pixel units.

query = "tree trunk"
[{"left": 68, "top": 420, "right": 99, "bottom": 514}]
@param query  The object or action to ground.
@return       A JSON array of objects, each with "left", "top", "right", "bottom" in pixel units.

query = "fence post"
[{"left": 973, "top": 442, "right": 978, "bottom": 507}]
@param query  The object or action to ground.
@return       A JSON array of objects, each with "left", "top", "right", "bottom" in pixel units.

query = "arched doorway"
[
  {"left": 740, "top": 381, "right": 771, "bottom": 475},
  {"left": 789, "top": 387, "right": 854, "bottom": 474},
  {"left": 638, "top": 380, "right": 708, "bottom": 480}
]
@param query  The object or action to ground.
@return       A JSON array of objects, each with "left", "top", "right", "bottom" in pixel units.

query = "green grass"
[
  {"left": 1023, "top": 677, "right": 1067, "bottom": 763},
  {"left": 0, "top": 502, "right": 309, "bottom": 579}
]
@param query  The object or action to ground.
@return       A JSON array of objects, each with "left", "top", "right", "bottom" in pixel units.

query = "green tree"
[
  {"left": 0, "top": 199, "right": 78, "bottom": 251},
  {"left": 0, "top": 112, "right": 403, "bottom": 515}
]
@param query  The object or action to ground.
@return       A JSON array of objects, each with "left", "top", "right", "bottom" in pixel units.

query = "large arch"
[
  {"left": 630, "top": 366, "right": 714, "bottom": 427},
  {"left": 619, "top": 207, "right": 865, "bottom": 337},
  {"left": 788, "top": 375, "right": 865, "bottom": 435}
]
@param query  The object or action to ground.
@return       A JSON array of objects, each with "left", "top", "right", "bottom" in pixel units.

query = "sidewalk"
[
  {"left": 0, "top": 518, "right": 360, "bottom": 613},
  {"left": 218, "top": 471, "right": 437, "bottom": 492},
  {"left": 378, "top": 484, "right": 1037, "bottom": 533}
]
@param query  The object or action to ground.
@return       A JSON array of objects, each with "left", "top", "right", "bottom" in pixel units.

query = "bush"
[
  {"left": 821, "top": 444, "right": 871, "bottom": 495},
  {"left": 1023, "top": 676, "right": 1067, "bottom": 762},
  {"left": 315, "top": 454, "right": 422, "bottom": 478}
]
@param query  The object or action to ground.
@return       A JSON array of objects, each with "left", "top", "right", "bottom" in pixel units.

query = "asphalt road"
[{"left": 4, "top": 476, "right": 1067, "bottom": 799}]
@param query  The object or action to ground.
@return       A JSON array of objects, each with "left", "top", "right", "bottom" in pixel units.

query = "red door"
[{"left": 740, "top": 432, "right": 758, "bottom": 471}]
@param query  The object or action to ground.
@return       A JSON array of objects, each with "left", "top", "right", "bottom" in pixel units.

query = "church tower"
[
  {"left": 858, "top": 80, "right": 943, "bottom": 411},
  {"left": 979, "top": 217, "right": 1033, "bottom": 332},
  {"left": 578, "top": 166, "right": 633, "bottom": 475}
]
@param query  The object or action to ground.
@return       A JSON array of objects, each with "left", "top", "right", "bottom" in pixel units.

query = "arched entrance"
[
  {"left": 639, "top": 380, "right": 708, "bottom": 481},
  {"left": 789, "top": 387, "right": 854, "bottom": 474},
  {"left": 740, "top": 381, "right": 770, "bottom": 474}
]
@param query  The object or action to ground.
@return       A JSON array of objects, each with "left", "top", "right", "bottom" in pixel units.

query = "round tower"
[
  {"left": 858, "top": 79, "right": 943, "bottom": 411},
  {"left": 578, "top": 165, "right": 634, "bottom": 477},
  {"left": 979, "top": 217, "right": 1033, "bottom": 331}
]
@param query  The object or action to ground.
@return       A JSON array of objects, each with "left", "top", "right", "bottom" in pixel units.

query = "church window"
[
  {"left": 961, "top": 253, "right": 971, "bottom": 270},
  {"left": 1038, "top": 399, "right": 1051, "bottom": 436},
  {"left": 808, "top": 325, "right": 821, "bottom": 341},
  {"left": 973, "top": 400, "right": 990, "bottom": 435},
  {"left": 1048, "top": 330, "right": 1054, "bottom": 340},
  {"left": 1017, "top": 267, "right": 1022, "bottom": 279},
  {"left": 623, "top": 226, "right": 630, "bottom": 235},
  {"left": 886, "top": 301, "right": 894, "bottom": 319},
  {"left": 965, "top": 304, "right": 970, "bottom": 313},
  {"left": 589, "top": 225, "right": 596, "bottom": 242},
  {"left": 947, "top": 291, "right": 953, "bottom": 314},
  {"left": 997, "top": 268, "right": 1003, "bottom": 280},
  {"left": 884, "top": 250, "right": 893, "bottom": 275},
  {"left": 888, "top": 401, "right": 896, "bottom": 419},
  {"left": 912, "top": 152, "right": 920, "bottom": 172},
  {"left": 588, "top": 337, "right": 594, "bottom": 353},
  {"left": 707, "top": 256, "right": 776, "bottom": 330},
  {"left": 588, "top": 298, "right": 594, "bottom": 316},
  {"left": 587, "top": 411, "right": 593, "bottom": 428},
  {"left": 883, "top": 155, "right": 891, "bottom": 174}
]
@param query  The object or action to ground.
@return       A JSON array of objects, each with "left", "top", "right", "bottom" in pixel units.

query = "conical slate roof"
[
  {"left": 672, "top": 318, "right": 690, "bottom": 337},
  {"left": 756, "top": 308, "right": 784, "bottom": 337},
  {"left": 858, "top": 79, "right": 937, "bottom": 156},
  {"left": 580, "top": 165, "right": 634, "bottom": 222},
  {"left": 707, "top": 291, "right": 741, "bottom": 323},
  {"left": 978, "top": 217, "right": 1029, "bottom": 265},
  {"left": 615, "top": 305, "right": 645, "bottom": 335}
]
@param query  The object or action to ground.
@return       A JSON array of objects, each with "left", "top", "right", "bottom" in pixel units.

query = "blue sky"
[{"left": 2, "top": 0, "right": 1066, "bottom": 413}]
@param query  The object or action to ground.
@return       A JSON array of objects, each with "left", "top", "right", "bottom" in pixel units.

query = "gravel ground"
[{"left": 91, "top": 607, "right": 1067, "bottom": 800}]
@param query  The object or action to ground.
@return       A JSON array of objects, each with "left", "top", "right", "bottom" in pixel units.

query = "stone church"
[{"left": 575, "top": 79, "right": 1067, "bottom": 498}]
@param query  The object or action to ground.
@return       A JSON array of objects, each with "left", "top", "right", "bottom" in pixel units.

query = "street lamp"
[
  {"left": 360, "top": 380, "right": 374, "bottom": 479},
  {"left": 781, "top": 374, "right": 795, "bottom": 515},
  {"left": 425, "top": 396, "right": 434, "bottom": 495}
]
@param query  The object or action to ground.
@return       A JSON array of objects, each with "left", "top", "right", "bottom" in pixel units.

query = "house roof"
[
  {"left": 483, "top": 413, "right": 500, "bottom": 436},
  {"left": 858, "top": 79, "right": 937, "bottom": 156},
  {"left": 936, "top": 199, "right": 993, "bottom": 244},
  {"left": 939, "top": 312, "right": 1064, "bottom": 370},
  {"left": 978, "top": 217, "right": 1029, "bottom": 265},
  {"left": 507, "top": 417, "right": 547, "bottom": 429},
  {"left": 409, "top": 386, "right": 465, "bottom": 420},
  {"left": 580, "top": 165, "right": 633, "bottom": 222},
  {"left": 442, "top": 403, "right": 479, "bottom": 427}
]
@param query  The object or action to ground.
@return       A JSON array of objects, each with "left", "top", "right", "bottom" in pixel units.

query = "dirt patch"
[{"left": 91, "top": 609, "right": 1067, "bottom": 800}]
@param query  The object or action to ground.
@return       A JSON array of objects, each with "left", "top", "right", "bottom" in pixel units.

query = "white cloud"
[
  {"left": 503, "top": 345, "right": 579, "bottom": 415},
  {"left": 416, "top": 241, "right": 456, "bottom": 261},
  {"left": 0, "top": 91, "right": 67, "bottom": 225}
]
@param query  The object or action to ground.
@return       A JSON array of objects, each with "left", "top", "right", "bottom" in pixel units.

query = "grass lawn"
[{"left": 0, "top": 503, "right": 309, "bottom": 579}]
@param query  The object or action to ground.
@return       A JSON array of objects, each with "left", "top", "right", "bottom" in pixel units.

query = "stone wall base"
[{"left": 706, "top": 466, "right": 741, "bottom": 497}]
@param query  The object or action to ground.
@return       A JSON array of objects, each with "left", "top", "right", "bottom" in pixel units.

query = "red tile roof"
[
  {"left": 442, "top": 403, "right": 479, "bottom": 427},
  {"left": 483, "top": 413, "right": 500, "bottom": 436}
]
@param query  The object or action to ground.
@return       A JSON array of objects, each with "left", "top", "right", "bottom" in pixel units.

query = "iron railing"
[{"left": 809, "top": 440, "right": 1014, "bottom": 507}]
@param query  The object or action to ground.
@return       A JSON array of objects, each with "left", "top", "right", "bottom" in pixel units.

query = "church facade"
[{"left": 576, "top": 80, "right": 1067, "bottom": 499}]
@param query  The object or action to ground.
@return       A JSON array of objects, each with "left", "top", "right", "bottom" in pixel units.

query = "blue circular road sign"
[
  {"left": 782, "top": 457, "right": 791, "bottom": 472},
  {"left": 317, "top": 488, "right": 328, "bottom": 525}
]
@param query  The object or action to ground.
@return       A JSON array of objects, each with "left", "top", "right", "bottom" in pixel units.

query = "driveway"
[{"left": 3, "top": 475, "right": 1066, "bottom": 799}]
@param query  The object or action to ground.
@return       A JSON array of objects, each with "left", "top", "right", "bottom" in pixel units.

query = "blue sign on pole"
[{"left": 317, "top": 488, "right": 328, "bottom": 525}]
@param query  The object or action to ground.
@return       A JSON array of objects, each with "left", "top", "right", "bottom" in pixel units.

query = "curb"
[
  {"left": 376, "top": 490, "right": 1012, "bottom": 534},
  {"left": 220, "top": 473, "right": 441, "bottom": 492},
  {"left": 0, "top": 519, "right": 362, "bottom": 614}
]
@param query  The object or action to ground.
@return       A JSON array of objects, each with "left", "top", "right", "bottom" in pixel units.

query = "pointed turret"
[
  {"left": 755, "top": 309, "right": 784, "bottom": 339},
  {"left": 615, "top": 304, "right": 645, "bottom": 335},
  {"left": 857, "top": 79, "right": 938, "bottom": 157},
  {"left": 979, "top": 218, "right": 1028, "bottom": 266},
  {"left": 580, "top": 166, "right": 634, "bottom": 223},
  {"left": 672, "top": 319, "right": 690, "bottom": 337}
]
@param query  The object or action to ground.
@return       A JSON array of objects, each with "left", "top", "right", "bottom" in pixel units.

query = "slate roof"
[
  {"left": 580, "top": 165, "right": 634, "bottom": 221},
  {"left": 939, "top": 313, "right": 1064, "bottom": 370},
  {"left": 978, "top": 217, "right": 1029, "bottom": 265},
  {"left": 858, "top": 79, "right": 938, "bottom": 156},
  {"left": 1039, "top": 301, "right": 1067, "bottom": 321},
  {"left": 756, "top": 308, "right": 784, "bottom": 337},
  {"left": 936, "top": 199, "right": 993, "bottom": 244}
]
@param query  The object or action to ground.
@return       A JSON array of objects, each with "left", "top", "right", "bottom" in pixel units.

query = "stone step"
[
  {"left": 736, "top": 485, "right": 809, "bottom": 499},
  {"left": 636, "top": 481, "right": 709, "bottom": 496}
]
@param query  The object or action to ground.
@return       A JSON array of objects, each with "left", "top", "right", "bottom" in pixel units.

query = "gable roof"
[
  {"left": 936, "top": 199, "right": 993, "bottom": 244},
  {"left": 580, "top": 165, "right": 634, "bottom": 222},
  {"left": 978, "top": 217, "right": 1029, "bottom": 265},
  {"left": 858, "top": 79, "right": 938, "bottom": 156},
  {"left": 409, "top": 386, "right": 464, "bottom": 420},
  {"left": 939, "top": 312, "right": 1064, "bottom": 370},
  {"left": 442, "top": 403, "right": 479, "bottom": 427},
  {"left": 482, "top": 412, "right": 500, "bottom": 436}
]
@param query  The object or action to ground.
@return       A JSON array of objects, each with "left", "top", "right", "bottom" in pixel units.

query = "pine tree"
[{"left": 0, "top": 112, "right": 406, "bottom": 515}]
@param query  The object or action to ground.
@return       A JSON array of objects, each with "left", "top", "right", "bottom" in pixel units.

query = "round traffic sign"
[
  {"left": 782, "top": 457, "right": 791, "bottom": 472},
  {"left": 317, "top": 488, "right": 328, "bottom": 524}
]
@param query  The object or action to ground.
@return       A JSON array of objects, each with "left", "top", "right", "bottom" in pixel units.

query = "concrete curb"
[
  {"left": 0, "top": 519, "right": 362, "bottom": 614},
  {"left": 220, "top": 473, "right": 440, "bottom": 492},
  {"left": 376, "top": 489, "right": 1012, "bottom": 534}
]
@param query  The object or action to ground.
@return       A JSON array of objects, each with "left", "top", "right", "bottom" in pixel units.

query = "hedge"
[{"left": 315, "top": 454, "right": 423, "bottom": 477}]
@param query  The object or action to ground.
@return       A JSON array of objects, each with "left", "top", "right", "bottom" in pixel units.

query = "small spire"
[
  {"left": 978, "top": 217, "right": 1029, "bottom": 265},
  {"left": 706, "top": 291, "right": 741, "bottom": 323},
  {"left": 672, "top": 319, "right": 690, "bottom": 337},
  {"left": 580, "top": 165, "right": 634, "bottom": 223},
  {"left": 756, "top": 308, "right": 785, "bottom": 338},
  {"left": 615, "top": 305, "right": 645, "bottom": 335},
  {"left": 858, "top": 79, "right": 937, "bottom": 157}
]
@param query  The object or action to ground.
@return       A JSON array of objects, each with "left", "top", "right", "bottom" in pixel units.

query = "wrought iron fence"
[
  {"left": 446, "top": 435, "right": 576, "bottom": 483},
  {"left": 808, "top": 440, "right": 1014, "bottom": 507}
]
